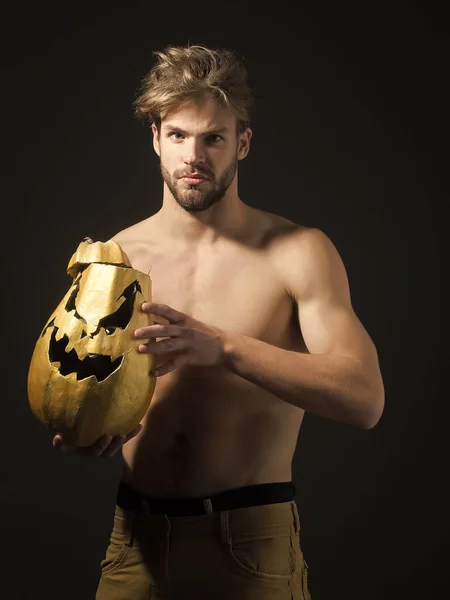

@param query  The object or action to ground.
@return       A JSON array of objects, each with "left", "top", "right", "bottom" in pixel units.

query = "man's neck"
[{"left": 153, "top": 193, "right": 253, "bottom": 246}]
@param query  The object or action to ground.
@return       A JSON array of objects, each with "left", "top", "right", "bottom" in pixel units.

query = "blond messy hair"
[{"left": 134, "top": 44, "right": 253, "bottom": 133}]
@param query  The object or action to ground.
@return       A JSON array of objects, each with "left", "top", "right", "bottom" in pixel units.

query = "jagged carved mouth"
[
  {"left": 43, "top": 278, "right": 142, "bottom": 382},
  {"left": 49, "top": 327, "right": 123, "bottom": 381}
]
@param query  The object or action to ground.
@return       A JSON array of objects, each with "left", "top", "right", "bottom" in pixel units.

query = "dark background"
[{"left": 1, "top": 1, "right": 445, "bottom": 598}]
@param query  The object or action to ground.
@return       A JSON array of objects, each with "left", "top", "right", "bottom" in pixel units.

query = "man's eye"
[
  {"left": 169, "top": 132, "right": 184, "bottom": 140},
  {"left": 207, "top": 135, "right": 223, "bottom": 143}
]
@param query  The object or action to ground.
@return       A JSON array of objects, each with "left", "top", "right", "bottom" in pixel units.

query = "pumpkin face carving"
[{"left": 27, "top": 238, "right": 156, "bottom": 447}]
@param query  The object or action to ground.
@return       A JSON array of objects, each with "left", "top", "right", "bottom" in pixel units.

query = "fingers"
[
  {"left": 101, "top": 435, "right": 126, "bottom": 457},
  {"left": 135, "top": 324, "right": 184, "bottom": 341},
  {"left": 100, "top": 425, "right": 142, "bottom": 457},
  {"left": 53, "top": 434, "right": 70, "bottom": 452},
  {"left": 126, "top": 424, "right": 143, "bottom": 441},
  {"left": 53, "top": 434, "right": 62, "bottom": 447},
  {"left": 96, "top": 424, "right": 143, "bottom": 457},
  {"left": 142, "top": 303, "right": 184, "bottom": 323},
  {"left": 89, "top": 434, "right": 115, "bottom": 456},
  {"left": 138, "top": 337, "right": 187, "bottom": 355},
  {"left": 150, "top": 351, "right": 189, "bottom": 377},
  {"left": 52, "top": 425, "right": 143, "bottom": 458}
]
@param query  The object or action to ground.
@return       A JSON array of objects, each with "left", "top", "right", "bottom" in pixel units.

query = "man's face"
[{"left": 152, "top": 96, "right": 251, "bottom": 212}]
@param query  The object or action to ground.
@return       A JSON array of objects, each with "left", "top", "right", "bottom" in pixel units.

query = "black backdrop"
[{"left": 1, "top": 1, "right": 445, "bottom": 599}]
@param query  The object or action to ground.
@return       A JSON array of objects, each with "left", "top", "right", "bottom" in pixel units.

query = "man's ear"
[
  {"left": 238, "top": 127, "right": 252, "bottom": 160},
  {"left": 152, "top": 123, "right": 161, "bottom": 157}
]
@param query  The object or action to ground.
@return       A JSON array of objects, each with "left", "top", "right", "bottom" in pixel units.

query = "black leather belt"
[{"left": 117, "top": 480, "right": 296, "bottom": 517}]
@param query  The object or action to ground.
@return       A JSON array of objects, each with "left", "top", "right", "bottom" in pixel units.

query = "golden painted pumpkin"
[{"left": 27, "top": 237, "right": 156, "bottom": 447}]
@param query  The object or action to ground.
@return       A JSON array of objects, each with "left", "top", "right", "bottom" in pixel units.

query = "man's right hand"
[{"left": 52, "top": 424, "right": 143, "bottom": 457}]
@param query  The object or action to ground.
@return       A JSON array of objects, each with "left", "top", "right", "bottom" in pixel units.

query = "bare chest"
[
  {"left": 137, "top": 243, "right": 293, "bottom": 341},
  {"left": 131, "top": 242, "right": 306, "bottom": 419},
  {"left": 121, "top": 238, "right": 306, "bottom": 495},
  {"left": 130, "top": 239, "right": 307, "bottom": 410}
]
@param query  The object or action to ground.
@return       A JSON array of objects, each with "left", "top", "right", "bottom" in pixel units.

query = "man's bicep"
[
  {"left": 286, "top": 227, "right": 379, "bottom": 365},
  {"left": 298, "top": 296, "right": 378, "bottom": 364}
]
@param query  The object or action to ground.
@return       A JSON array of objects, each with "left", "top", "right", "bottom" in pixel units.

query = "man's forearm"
[{"left": 221, "top": 331, "right": 383, "bottom": 429}]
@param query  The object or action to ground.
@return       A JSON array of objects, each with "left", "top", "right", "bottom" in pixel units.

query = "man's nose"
[{"left": 183, "top": 138, "right": 206, "bottom": 165}]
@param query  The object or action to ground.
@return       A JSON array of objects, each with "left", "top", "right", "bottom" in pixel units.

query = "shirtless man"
[{"left": 53, "top": 45, "right": 384, "bottom": 599}]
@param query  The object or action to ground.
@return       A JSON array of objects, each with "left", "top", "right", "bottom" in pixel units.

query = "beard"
[{"left": 160, "top": 158, "right": 238, "bottom": 212}]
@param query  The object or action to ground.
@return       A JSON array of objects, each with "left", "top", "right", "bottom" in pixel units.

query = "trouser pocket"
[
  {"left": 221, "top": 502, "right": 299, "bottom": 581},
  {"left": 100, "top": 505, "right": 135, "bottom": 576}
]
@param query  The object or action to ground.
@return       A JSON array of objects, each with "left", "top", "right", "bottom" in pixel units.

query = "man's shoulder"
[
  {"left": 108, "top": 216, "right": 158, "bottom": 266},
  {"left": 110, "top": 217, "right": 151, "bottom": 244},
  {"left": 257, "top": 210, "right": 337, "bottom": 290},
  {"left": 110, "top": 215, "right": 162, "bottom": 249},
  {"left": 254, "top": 207, "right": 319, "bottom": 252}
]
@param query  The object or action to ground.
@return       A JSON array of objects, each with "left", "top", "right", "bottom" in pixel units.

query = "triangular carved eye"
[
  {"left": 89, "top": 280, "right": 142, "bottom": 338},
  {"left": 64, "top": 275, "right": 86, "bottom": 323}
]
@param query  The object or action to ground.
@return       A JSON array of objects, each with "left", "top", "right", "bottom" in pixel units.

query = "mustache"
[{"left": 176, "top": 167, "right": 212, "bottom": 179}]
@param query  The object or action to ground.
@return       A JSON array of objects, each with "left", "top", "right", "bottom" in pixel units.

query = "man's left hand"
[{"left": 134, "top": 303, "right": 227, "bottom": 377}]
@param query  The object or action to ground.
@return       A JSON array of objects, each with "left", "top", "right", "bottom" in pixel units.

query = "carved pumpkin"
[{"left": 27, "top": 237, "right": 156, "bottom": 447}]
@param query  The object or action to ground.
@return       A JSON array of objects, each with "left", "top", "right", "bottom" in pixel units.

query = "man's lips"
[{"left": 180, "top": 174, "right": 209, "bottom": 185}]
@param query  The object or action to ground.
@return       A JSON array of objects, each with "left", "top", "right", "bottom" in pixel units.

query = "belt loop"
[
  {"left": 203, "top": 498, "right": 213, "bottom": 514},
  {"left": 291, "top": 501, "right": 300, "bottom": 536},
  {"left": 123, "top": 509, "right": 137, "bottom": 547}
]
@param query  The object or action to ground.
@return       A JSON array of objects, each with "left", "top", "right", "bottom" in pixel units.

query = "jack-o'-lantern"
[{"left": 27, "top": 237, "right": 156, "bottom": 447}]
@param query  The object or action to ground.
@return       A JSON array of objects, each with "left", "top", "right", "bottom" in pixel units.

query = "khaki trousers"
[{"left": 96, "top": 482, "right": 311, "bottom": 600}]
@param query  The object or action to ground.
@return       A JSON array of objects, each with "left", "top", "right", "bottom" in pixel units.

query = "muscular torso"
[{"left": 115, "top": 207, "right": 309, "bottom": 498}]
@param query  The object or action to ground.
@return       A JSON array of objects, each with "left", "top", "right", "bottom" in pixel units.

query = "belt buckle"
[{"left": 203, "top": 498, "right": 213, "bottom": 514}]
